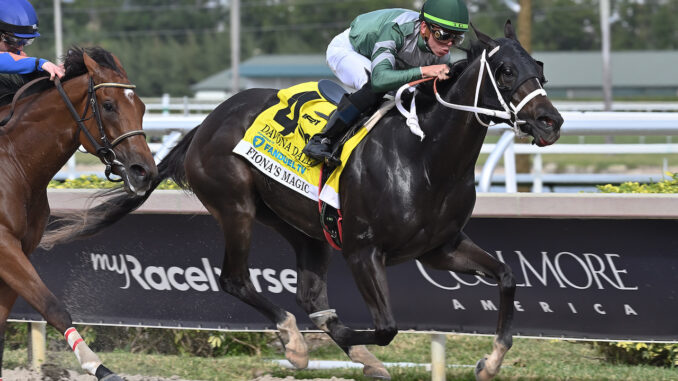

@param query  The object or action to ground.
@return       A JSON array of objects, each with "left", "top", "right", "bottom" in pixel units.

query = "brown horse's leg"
[
  {"left": 419, "top": 233, "right": 516, "bottom": 381},
  {"left": 268, "top": 220, "right": 389, "bottom": 380},
  {"left": 0, "top": 279, "right": 18, "bottom": 379},
  {"left": 0, "top": 231, "right": 121, "bottom": 380}
]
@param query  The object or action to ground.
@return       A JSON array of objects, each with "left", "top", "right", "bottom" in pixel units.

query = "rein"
[
  {"left": 0, "top": 76, "right": 50, "bottom": 126},
  {"left": 395, "top": 46, "right": 547, "bottom": 139},
  {"left": 54, "top": 77, "right": 146, "bottom": 182}
]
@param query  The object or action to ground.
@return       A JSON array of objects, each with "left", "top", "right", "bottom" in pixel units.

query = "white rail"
[
  {"left": 57, "top": 112, "right": 678, "bottom": 190},
  {"left": 142, "top": 97, "right": 678, "bottom": 114}
]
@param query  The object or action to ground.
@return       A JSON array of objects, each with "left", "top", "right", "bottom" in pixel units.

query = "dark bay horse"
[
  {"left": 42, "top": 24, "right": 562, "bottom": 380},
  {"left": 0, "top": 47, "right": 157, "bottom": 380}
]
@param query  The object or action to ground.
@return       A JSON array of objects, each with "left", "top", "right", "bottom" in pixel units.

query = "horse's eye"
[
  {"left": 102, "top": 101, "right": 115, "bottom": 112},
  {"left": 502, "top": 67, "right": 514, "bottom": 77}
]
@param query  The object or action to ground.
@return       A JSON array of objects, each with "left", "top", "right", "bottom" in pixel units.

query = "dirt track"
[{"left": 3, "top": 367, "right": 356, "bottom": 381}]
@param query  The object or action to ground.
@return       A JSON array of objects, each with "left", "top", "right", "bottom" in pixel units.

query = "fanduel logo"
[{"left": 90, "top": 253, "right": 297, "bottom": 294}]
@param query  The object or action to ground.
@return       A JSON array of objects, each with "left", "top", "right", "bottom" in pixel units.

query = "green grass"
[{"left": 4, "top": 333, "right": 676, "bottom": 380}]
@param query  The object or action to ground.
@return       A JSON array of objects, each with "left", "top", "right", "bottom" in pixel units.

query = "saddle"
[
  {"left": 315, "top": 81, "right": 396, "bottom": 250},
  {"left": 233, "top": 79, "right": 392, "bottom": 251}
]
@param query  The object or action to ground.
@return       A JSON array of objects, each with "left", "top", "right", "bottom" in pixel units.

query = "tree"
[{"left": 19, "top": 0, "right": 678, "bottom": 96}]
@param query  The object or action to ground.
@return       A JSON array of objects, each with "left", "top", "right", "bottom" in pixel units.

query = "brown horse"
[
  {"left": 0, "top": 47, "right": 157, "bottom": 380},
  {"left": 42, "top": 24, "right": 562, "bottom": 380}
]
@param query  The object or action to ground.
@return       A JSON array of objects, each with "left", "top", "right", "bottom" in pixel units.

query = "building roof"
[
  {"left": 192, "top": 51, "right": 678, "bottom": 92},
  {"left": 192, "top": 54, "right": 334, "bottom": 91}
]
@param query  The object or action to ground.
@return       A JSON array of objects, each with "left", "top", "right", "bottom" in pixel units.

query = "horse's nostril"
[
  {"left": 538, "top": 116, "right": 555, "bottom": 128},
  {"left": 130, "top": 164, "right": 148, "bottom": 180}
]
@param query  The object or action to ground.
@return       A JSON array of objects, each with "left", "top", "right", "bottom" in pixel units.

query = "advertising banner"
[{"left": 11, "top": 214, "right": 678, "bottom": 341}]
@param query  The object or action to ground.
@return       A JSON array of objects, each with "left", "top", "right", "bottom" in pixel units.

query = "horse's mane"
[
  {"left": 405, "top": 37, "right": 496, "bottom": 111},
  {"left": 400, "top": 45, "right": 474, "bottom": 111},
  {"left": 0, "top": 46, "right": 122, "bottom": 107}
]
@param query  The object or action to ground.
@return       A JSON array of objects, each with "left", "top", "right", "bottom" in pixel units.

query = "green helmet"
[{"left": 420, "top": 0, "right": 469, "bottom": 32}]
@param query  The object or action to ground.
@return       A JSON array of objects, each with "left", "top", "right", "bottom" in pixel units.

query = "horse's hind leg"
[
  {"left": 419, "top": 233, "right": 516, "bottom": 381},
  {"left": 268, "top": 220, "right": 390, "bottom": 379},
  {"left": 197, "top": 185, "right": 309, "bottom": 369},
  {"left": 0, "top": 230, "right": 122, "bottom": 380}
]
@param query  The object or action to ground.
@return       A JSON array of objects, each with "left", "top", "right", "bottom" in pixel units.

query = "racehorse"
[
  {"left": 41, "top": 23, "right": 562, "bottom": 380},
  {"left": 0, "top": 47, "right": 157, "bottom": 380}
]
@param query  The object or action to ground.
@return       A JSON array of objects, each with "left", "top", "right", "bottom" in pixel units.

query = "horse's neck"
[
  {"left": 4, "top": 76, "right": 88, "bottom": 190},
  {"left": 418, "top": 59, "right": 488, "bottom": 178}
]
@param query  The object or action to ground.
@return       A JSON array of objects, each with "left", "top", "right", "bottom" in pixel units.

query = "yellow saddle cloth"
[{"left": 233, "top": 82, "right": 370, "bottom": 209}]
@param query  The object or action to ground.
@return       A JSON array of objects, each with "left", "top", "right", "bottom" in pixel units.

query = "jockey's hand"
[
  {"left": 421, "top": 64, "right": 450, "bottom": 81},
  {"left": 42, "top": 61, "right": 65, "bottom": 80}
]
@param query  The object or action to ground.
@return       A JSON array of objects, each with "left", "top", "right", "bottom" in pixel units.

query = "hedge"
[{"left": 596, "top": 172, "right": 678, "bottom": 367}]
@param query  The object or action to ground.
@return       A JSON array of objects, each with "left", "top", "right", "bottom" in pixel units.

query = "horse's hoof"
[
  {"left": 96, "top": 365, "right": 125, "bottom": 381},
  {"left": 100, "top": 374, "right": 125, "bottom": 381},
  {"left": 285, "top": 348, "right": 309, "bottom": 369},
  {"left": 363, "top": 365, "right": 391, "bottom": 380},
  {"left": 277, "top": 312, "right": 309, "bottom": 369},
  {"left": 474, "top": 357, "right": 494, "bottom": 381}
]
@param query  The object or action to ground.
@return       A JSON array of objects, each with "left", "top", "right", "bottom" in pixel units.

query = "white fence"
[
  {"left": 57, "top": 111, "right": 678, "bottom": 191},
  {"left": 480, "top": 111, "right": 678, "bottom": 192},
  {"left": 142, "top": 96, "right": 678, "bottom": 114}
]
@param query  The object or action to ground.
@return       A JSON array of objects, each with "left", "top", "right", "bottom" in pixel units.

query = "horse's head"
[
  {"left": 472, "top": 21, "right": 563, "bottom": 146},
  {"left": 71, "top": 48, "right": 157, "bottom": 195}
]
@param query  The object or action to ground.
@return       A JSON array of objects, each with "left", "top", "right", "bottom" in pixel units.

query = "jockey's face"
[
  {"left": 421, "top": 23, "right": 464, "bottom": 57},
  {"left": 0, "top": 33, "right": 33, "bottom": 54}
]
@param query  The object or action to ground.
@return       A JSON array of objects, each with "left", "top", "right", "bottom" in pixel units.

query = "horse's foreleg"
[
  {"left": 291, "top": 239, "right": 389, "bottom": 380},
  {"left": 0, "top": 280, "right": 18, "bottom": 379},
  {"left": 340, "top": 246, "right": 398, "bottom": 347},
  {"left": 419, "top": 234, "right": 516, "bottom": 381},
  {"left": 0, "top": 232, "right": 122, "bottom": 380}
]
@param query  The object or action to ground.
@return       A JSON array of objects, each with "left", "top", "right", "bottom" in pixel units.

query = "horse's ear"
[
  {"left": 471, "top": 23, "right": 498, "bottom": 48},
  {"left": 504, "top": 19, "right": 517, "bottom": 41},
  {"left": 83, "top": 53, "right": 104, "bottom": 79},
  {"left": 111, "top": 54, "right": 129, "bottom": 78}
]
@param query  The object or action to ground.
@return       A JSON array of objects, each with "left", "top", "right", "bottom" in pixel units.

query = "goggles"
[
  {"left": 1, "top": 33, "right": 34, "bottom": 48},
  {"left": 428, "top": 24, "right": 465, "bottom": 45}
]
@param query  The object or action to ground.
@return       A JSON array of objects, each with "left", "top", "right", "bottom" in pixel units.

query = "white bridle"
[{"left": 395, "top": 46, "right": 547, "bottom": 140}]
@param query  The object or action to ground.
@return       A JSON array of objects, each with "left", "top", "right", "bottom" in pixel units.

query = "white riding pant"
[{"left": 326, "top": 28, "right": 371, "bottom": 91}]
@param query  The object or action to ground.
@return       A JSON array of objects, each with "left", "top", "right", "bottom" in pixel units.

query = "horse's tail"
[{"left": 39, "top": 126, "right": 199, "bottom": 250}]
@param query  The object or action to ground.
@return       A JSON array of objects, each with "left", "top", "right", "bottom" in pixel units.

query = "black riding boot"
[
  {"left": 303, "top": 81, "right": 384, "bottom": 167},
  {"left": 302, "top": 95, "right": 360, "bottom": 167}
]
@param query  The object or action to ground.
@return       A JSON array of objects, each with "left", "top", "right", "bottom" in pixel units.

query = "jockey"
[
  {"left": 0, "top": 0, "right": 64, "bottom": 79},
  {"left": 303, "top": 0, "right": 469, "bottom": 166}
]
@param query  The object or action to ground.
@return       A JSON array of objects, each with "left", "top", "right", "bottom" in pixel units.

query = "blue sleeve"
[
  {"left": 0, "top": 52, "right": 44, "bottom": 74},
  {"left": 37, "top": 58, "right": 47, "bottom": 71}
]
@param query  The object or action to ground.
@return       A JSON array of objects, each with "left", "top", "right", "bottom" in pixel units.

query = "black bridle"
[{"left": 54, "top": 76, "right": 146, "bottom": 182}]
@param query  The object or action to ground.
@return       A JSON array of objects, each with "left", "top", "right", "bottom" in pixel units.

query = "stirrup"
[
  {"left": 325, "top": 154, "right": 341, "bottom": 168},
  {"left": 302, "top": 137, "right": 332, "bottom": 165}
]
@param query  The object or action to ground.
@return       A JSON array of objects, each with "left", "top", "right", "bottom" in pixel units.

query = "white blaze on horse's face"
[{"left": 124, "top": 89, "right": 134, "bottom": 102}]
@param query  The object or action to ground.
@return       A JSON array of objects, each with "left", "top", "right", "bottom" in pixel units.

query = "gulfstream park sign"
[{"left": 10, "top": 194, "right": 678, "bottom": 342}]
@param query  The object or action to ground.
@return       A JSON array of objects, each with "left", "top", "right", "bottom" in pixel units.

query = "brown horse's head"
[
  {"left": 472, "top": 21, "right": 563, "bottom": 146},
  {"left": 73, "top": 49, "right": 157, "bottom": 195}
]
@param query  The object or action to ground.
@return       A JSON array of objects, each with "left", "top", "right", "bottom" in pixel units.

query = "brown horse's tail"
[{"left": 39, "top": 126, "right": 199, "bottom": 250}]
